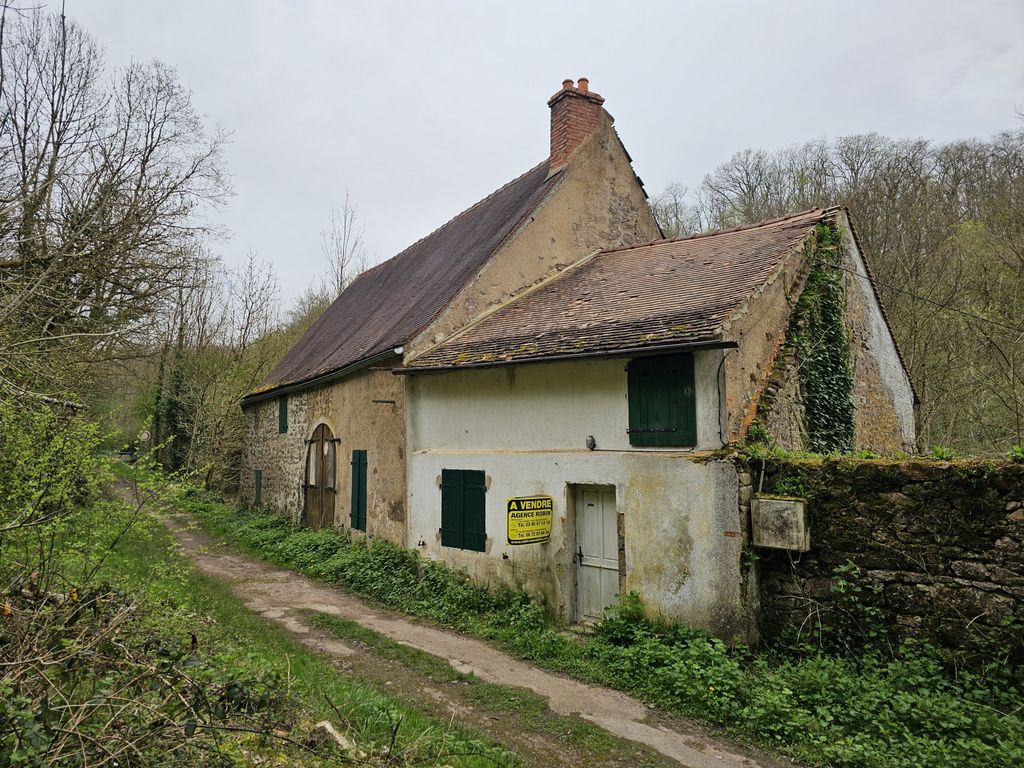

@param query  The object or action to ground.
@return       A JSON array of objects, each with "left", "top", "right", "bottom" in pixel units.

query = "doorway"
[
  {"left": 303, "top": 423, "right": 337, "bottom": 529},
  {"left": 573, "top": 485, "right": 621, "bottom": 621}
]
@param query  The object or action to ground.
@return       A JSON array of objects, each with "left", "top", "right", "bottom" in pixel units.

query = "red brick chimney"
[{"left": 548, "top": 78, "right": 605, "bottom": 170}]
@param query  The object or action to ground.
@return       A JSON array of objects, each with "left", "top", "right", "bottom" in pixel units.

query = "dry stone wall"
[{"left": 747, "top": 457, "right": 1024, "bottom": 652}]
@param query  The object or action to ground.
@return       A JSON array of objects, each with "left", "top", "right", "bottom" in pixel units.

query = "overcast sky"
[{"left": 69, "top": 1, "right": 1024, "bottom": 305}]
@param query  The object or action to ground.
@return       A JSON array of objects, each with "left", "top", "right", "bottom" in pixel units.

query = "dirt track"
[{"left": 154, "top": 504, "right": 789, "bottom": 768}]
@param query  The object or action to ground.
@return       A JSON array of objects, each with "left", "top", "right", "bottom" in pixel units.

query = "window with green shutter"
[
  {"left": 277, "top": 394, "right": 288, "bottom": 433},
  {"left": 440, "top": 469, "right": 486, "bottom": 552},
  {"left": 627, "top": 353, "right": 697, "bottom": 447},
  {"left": 350, "top": 449, "right": 367, "bottom": 531}
]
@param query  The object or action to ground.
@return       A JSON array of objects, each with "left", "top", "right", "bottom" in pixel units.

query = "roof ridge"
[
  {"left": 354, "top": 160, "right": 555, "bottom": 284},
  {"left": 251, "top": 159, "right": 564, "bottom": 400},
  {"left": 407, "top": 246, "right": 606, "bottom": 365},
  {"left": 597, "top": 206, "right": 829, "bottom": 256}
]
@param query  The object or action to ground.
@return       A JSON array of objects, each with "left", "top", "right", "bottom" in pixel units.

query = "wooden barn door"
[{"left": 303, "top": 424, "right": 336, "bottom": 529}]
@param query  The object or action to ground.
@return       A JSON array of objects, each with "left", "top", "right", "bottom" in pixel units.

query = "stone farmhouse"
[{"left": 240, "top": 79, "right": 915, "bottom": 639}]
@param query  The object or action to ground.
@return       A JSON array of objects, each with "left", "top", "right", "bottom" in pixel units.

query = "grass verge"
[
  {"left": 168, "top": 479, "right": 1024, "bottom": 768},
  {"left": 95, "top": 495, "right": 521, "bottom": 766},
  {"left": 5, "top": 479, "right": 521, "bottom": 766},
  {"left": 305, "top": 612, "right": 673, "bottom": 767},
  {"left": 4, "top": 404, "right": 523, "bottom": 765}
]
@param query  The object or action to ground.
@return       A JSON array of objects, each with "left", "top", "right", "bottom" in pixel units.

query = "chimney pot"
[{"left": 547, "top": 78, "right": 605, "bottom": 170}]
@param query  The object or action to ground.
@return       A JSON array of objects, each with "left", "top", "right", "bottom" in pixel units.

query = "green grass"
[
  {"left": 2, "top": 405, "right": 522, "bottom": 767},
  {"left": 305, "top": 612, "right": 666, "bottom": 764},
  {"left": 64, "top": 490, "right": 522, "bottom": 767},
  {"left": 166, "top": 477, "right": 1024, "bottom": 768}
]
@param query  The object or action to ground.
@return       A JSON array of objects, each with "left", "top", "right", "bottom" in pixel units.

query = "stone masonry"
[{"left": 743, "top": 457, "right": 1024, "bottom": 653}]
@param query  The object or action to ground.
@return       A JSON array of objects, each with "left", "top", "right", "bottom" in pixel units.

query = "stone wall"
[
  {"left": 720, "top": 232, "right": 810, "bottom": 445},
  {"left": 748, "top": 457, "right": 1024, "bottom": 652},
  {"left": 838, "top": 219, "right": 916, "bottom": 453},
  {"left": 239, "top": 390, "right": 310, "bottom": 515},
  {"left": 757, "top": 213, "right": 916, "bottom": 454},
  {"left": 758, "top": 345, "right": 806, "bottom": 451},
  {"left": 239, "top": 366, "right": 407, "bottom": 545}
]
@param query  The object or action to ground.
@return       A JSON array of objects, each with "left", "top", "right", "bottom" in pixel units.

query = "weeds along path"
[{"left": 153, "top": 502, "right": 782, "bottom": 768}]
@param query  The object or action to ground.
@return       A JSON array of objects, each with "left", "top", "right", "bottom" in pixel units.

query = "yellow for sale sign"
[{"left": 506, "top": 496, "right": 553, "bottom": 545}]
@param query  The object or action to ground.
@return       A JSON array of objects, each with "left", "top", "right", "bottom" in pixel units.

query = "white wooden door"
[{"left": 576, "top": 486, "right": 619, "bottom": 621}]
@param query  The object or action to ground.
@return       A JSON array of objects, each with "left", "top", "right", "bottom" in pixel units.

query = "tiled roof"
[
  {"left": 406, "top": 208, "right": 829, "bottom": 369},
  {"left": 247, "top": 161, "right": 563, "bottom": 399}
]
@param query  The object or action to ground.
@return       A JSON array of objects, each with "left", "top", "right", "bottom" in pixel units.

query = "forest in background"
[
  {"left": 651, "top": 129, "right": 1024, "bottom": 455},
  {"left": 0, "top": 7, "right": 1021, "bottom": 498}
]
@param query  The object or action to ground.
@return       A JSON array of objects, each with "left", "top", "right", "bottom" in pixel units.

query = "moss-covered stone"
[{"left": 740, "top": 456, "right": 1024, "bottom": 661}]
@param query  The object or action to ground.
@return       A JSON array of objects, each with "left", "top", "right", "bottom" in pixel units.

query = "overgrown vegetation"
[
  {"left": 793, "top": 225, "right": 856, "bottom": 453},
  {"left": 748, "top": 223, "right": 856, "bottom": 455},
  {"left": 175, "top": 484, "right": 1024, "bottom": 768},
  {"left": 0, "top": 403, "right": 521, "bottom": 766},
  {"left": 0, "top": 5, "right": 358, "bottom": 494},
  {"left": 0, "top": 404, "right": 286, "bottom": 766}
]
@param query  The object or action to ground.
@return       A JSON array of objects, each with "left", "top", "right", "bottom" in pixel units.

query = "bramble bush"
[{"left": 175, "top": 485, "right": 1024, "bottom": 768}]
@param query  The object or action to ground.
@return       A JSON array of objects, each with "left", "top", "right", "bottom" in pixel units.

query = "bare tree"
[
  {"left": 650, "top": 183, "right": 701, "bottom": 238},
  {"left": 320, "top": 191, "right": 366, "bottom": 298},
  {"left": 147, "top": 251, "right": 282, "bottom": 487},
  {"left": 0, "top": 6, "right": 229, "bottom": 403}
]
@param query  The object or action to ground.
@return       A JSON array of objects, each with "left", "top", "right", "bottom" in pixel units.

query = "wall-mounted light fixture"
[{"left": 585, "top": 435, "right": 596, "bottom": 451}]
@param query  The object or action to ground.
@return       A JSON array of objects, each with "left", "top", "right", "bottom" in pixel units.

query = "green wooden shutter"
[
  {"left": 277, "top": 394, "right": 288, "bottom": 433},
  {"left": 440, "top": 469, "right": 464, "bottom": 548},
  {"left": 627, "top": 354, "right": 696, "bottom": 447},
  {"left": 441, "top": 469, "right": 487, "bottom": 551},
  {"left": 462, "top": 470, "right": 487, "bottom": 552},
  {"left": 350, "top": 449, "right": 367, "bottom": 530}
]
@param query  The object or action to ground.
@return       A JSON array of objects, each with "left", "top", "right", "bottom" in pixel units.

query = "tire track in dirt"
[{"left": 155, "top": 505, "right": 790, "bottom": 768}]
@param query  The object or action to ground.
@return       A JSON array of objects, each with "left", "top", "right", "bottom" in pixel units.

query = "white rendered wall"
[
  {"left": 404, "top": 353, "right": 752, "bottom": 641},
  {"left": 407, "top": 353, "right": 726, "bottom": 454}
]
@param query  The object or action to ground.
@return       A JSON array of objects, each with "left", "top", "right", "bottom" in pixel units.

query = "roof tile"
[
  {"left": 408, "top": 208, "right": 828, "bottom": 369},
  {"left": 251, "top": 161, "right": 562, "bottom": 395}
]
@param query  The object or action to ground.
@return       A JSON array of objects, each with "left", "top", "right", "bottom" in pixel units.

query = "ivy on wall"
[{"left": 791, "top": 224, "right": 856, "bottom": 453}]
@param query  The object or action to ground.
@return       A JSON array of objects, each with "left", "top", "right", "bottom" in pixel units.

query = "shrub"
[{"left": 0, "top": 406, "right": 302, "bottom": 767}]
